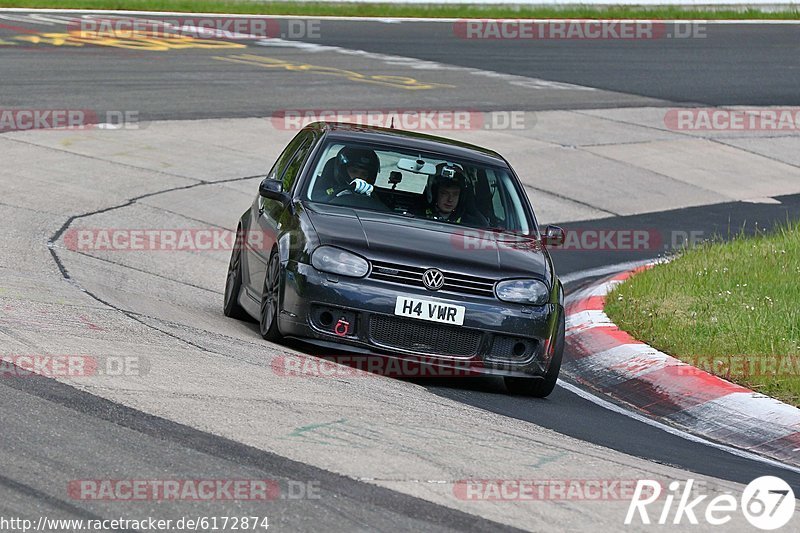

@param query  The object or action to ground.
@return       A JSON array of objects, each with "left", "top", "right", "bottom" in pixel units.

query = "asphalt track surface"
[
  {"left": 1, "top": 15, "right": 799, "bottom": 120},
  {"left": 2, "top": 10, "right": 800, "bottom": 531},
  {"left": 294, "top": 20, "right": 800, "bottom": 107}
]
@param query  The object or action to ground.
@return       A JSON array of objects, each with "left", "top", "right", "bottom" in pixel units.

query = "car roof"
[{"left": 304, "top": 122, "right": 508, "bottom": 167}]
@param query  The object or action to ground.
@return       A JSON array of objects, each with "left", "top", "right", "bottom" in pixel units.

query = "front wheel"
[
  {"left": 504, "top": 311, "right": 565, "bottom": 398},
  {"left": 259, "top": 250, "right": 282, "bottom": 341}
]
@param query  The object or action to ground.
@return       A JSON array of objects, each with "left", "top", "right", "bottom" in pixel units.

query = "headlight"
[
  {"left": 495, "top": 279, "right": 549, "bottom": 305},
  {"left": 311, "top": 246, "right": 369, "bottom": 278}
]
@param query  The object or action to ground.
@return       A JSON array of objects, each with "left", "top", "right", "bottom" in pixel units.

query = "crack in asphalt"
[{"left": 44, "top": 174, "right": 265, "bottom": 359}]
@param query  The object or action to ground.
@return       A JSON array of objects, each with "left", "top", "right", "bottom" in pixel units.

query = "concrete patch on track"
[
  {"left": 4, "top": 115, "right": 789, "bottom": 530},
  {"left": 448, "top": 107, "right": 800, "bottom": 220},
  {"left": 7, "top": 106, "right": 800, "bottom": 224}
]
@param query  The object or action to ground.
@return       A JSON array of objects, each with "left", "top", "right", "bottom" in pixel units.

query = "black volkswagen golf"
[{"left": 224, "top": 122, "right": 566, "bottom": 397}]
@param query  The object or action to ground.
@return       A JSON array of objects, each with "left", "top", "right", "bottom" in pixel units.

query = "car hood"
[{"left": 305, "top": 203, "right": 550, "bottom": 282}]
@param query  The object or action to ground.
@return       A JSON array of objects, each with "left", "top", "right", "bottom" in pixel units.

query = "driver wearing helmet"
[{"left": 311, "top": 145, "right": 380, "bottom": 201}]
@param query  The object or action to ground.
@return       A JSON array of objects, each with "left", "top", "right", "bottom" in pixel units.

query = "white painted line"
[
  {"left": 743, "top": 196, "right": 783, "bottom": 204},
  {"left": 557, "top": 379, "right": 800, "bottom": 475},
  {"left": 560, "top": 258, "right": 655, "bottom": 285},
  {"left": 3, "top": 8, "right": 800, "bottom": 24}
]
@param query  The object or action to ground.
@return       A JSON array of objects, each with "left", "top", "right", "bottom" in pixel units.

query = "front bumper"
[{"left": 278, "top": 261, "right": 562, "bottom": 377}]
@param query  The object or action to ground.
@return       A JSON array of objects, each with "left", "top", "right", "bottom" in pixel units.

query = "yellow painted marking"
[
  {"left": 14, "top": 34, "right": 82, "bottom": 47},
  {"left": 214, "top": 54, "right": 454, "bottom": 91},
  {"left": 10, "top": 31, "right": 245, "bottom": 51}
]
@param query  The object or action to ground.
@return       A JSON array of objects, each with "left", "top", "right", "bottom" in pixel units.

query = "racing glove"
[{"left": 350, "top": 178, "right": 374, "bottom": 196}]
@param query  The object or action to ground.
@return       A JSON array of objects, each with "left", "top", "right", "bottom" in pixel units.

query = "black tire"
[
  {"left": 259, "top": 250, "right": 282, "bottom": 341},
  {"left": 223, "top": 232, "right": 249, "bottom": 320},
  {"left": 504, "top": 310, "right": 565, "bottom": 398}
]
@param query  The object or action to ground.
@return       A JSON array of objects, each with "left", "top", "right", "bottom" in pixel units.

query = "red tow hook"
[{"left": 334, "top": 318, "right": 350, "bottom": 337}]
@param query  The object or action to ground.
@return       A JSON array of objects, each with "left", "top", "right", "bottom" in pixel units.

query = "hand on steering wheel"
[
  {"left": 350, "top": 178, "right": 373, "bottom": 196},
  {"left": 334, "top": 178, "right": 373, "bottom": 198}
]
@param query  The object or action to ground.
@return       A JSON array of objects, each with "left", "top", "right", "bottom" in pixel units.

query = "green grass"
[
  {"left": 0, "top": 1, "right": 799, "bottom": 20},
  {"left": 605, "top": 222, "right": 800, "bottom": 407}
]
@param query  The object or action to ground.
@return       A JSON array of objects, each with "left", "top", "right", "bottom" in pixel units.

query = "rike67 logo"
[{"left": 626, "top": 477, "right": 795, "bottom": 530}]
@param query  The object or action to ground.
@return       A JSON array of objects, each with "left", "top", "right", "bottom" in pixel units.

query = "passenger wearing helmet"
[
  {"left": 423, "top": 164, "right": 468, "bottom": 223},
  {"left": 311, "top": 145, "right": 380, "bottom": 202},
  {"left": 422, "top": 163, "right": 489, "bottom": 227}
]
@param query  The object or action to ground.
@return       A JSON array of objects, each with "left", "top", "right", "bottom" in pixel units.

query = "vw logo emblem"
[{"left": 422, "top": 268, "right": 445, "bottom": 290}]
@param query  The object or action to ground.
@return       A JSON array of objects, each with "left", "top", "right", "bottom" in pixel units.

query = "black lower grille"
[
  {"left": 487, "top": 335, "right": 538, "bottom": 363},
  {"left": 368, "top": 315, "right": 482, "bottom": 357}
]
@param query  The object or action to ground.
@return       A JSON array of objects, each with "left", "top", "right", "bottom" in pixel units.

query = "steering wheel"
[
  {"left": 333, "top": 186, "right": 355, "bottom": 198},
  {"left": 329, "top": 188, "right": 385, "bottom": 209}
]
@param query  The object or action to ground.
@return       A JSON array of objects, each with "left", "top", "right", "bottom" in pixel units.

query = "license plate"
[{"left": 394, "top": 296, "right": 465, "bottom": 326}]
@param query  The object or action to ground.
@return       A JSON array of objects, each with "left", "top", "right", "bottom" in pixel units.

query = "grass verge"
[
  {"left": 605, "top": 222, "right": 800, "bottom": 407},
  {"left": 0, "top": 1, "right": 799, "bottom": 20}
]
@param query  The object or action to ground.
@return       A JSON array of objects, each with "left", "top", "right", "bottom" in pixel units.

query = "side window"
[
  {"left": 265, "top": 130, "right": 314, "bottom": 188},
  {"left": 306, "top": 143, "right": 343, "bottom": 201},
  {"left": 279, "top": 134, "right": 315, "bottom": 193},
  {"left": 497, "top": 171, "right": 530, "bottom": 233},
  {"left": 488, "top": 171, "right": 506, "bottom": 222}
]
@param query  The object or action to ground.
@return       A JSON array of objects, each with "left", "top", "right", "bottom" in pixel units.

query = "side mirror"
[
  {"left": 259, "top": 178, "right": 290, "bottom": 204},
  {"left": 543, "top": 225, "right": 565, "bottom": 247}
]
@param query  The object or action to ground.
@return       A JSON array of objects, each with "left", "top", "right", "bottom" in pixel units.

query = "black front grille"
[
  {"left": 370, "top": 260, "right": 495, "bottom": 297},
  {"left": 368, "top": 315, "right": 482, "bottom": 357}
]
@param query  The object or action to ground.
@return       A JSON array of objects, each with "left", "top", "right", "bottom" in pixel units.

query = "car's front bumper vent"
[
  {"left": 368, "top": 315, "right": 482, "bottom": 357},
  {"left": 486, "top": 335, "right": 538, "bottom": 364},
  {"left": 369, "top": 260, "right": 495, "bottom": 297}
]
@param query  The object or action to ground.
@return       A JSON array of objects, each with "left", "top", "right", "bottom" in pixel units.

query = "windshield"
[{"left": 303, "top": 141, "right": 533, "bottom": 233}]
